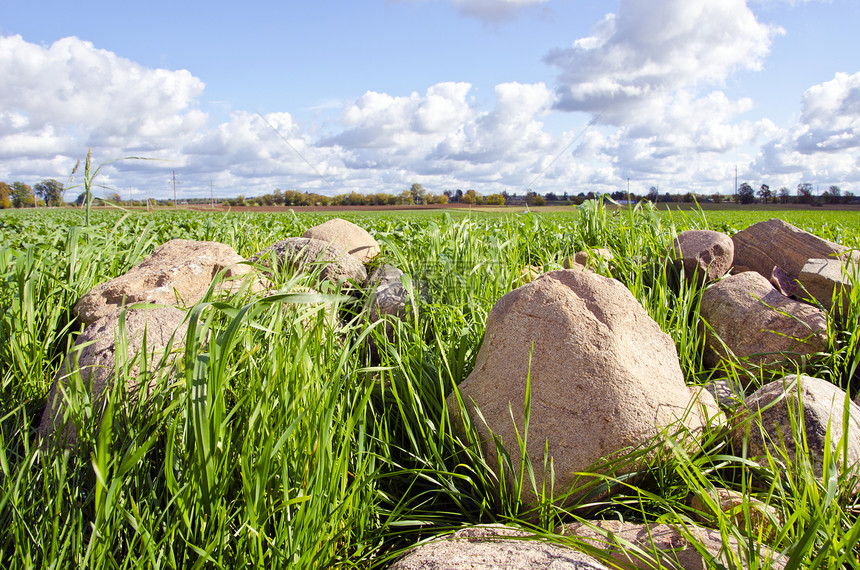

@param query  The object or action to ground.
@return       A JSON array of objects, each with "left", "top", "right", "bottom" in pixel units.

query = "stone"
[
  {"left": 690, "top": 487, "right": 781, "bottom": 541},
  {"left": 449, "top": 269, "right": 720, "bottom": 505},
  {"left": 700, "top": 272, "right": 828, "bottom": 368},
  {"left": 302, "top": 218, "right": 380, "bottom": 264},
  {"left": 365, "top": 264, "right": 403, "bottom": 288},
  {"left": 249, "top": 237, "right": 367, "bottom": 287},
  {"left": 703, "top": 379, "right": 745, "bottom": 412},
  {"left": 75, "top": 239, "right": 254, "bottom": 325},
  {"left": 797, "top": 258, "right": 855, "bottom": 313},
  {"left": 38, "top": 307, "right": 189, "bottom": 446},
  {"left": 732, "top": 218, "right": 859, "bottom": 280},
  {"left": 671, "top": 230, "right": 734, "bottom": 284},
  {"left": 559, "top": 521, "right": 786, "bottom": 570},
  {"left": 731, "top": 374, "right": 860, "bottom": 477},
  {"left": 388, "top": 525, "right": 608, "bottom": 570},
  {"left": 564, "top": 248, "right": 613, "bottom": 270}
]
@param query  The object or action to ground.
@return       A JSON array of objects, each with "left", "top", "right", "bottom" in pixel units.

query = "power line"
[
  {"left": 256, "top": 112, "right": 339, "bottom": 194},
  {"left": 525, "top": 110, "right": 605, "bottom": 192}
]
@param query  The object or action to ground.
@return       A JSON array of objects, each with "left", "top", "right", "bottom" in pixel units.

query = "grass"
[{"left": 0, "top": 202, "right": 859, "bottom": 567}]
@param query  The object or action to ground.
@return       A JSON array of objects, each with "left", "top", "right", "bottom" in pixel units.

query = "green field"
[{"left": 1, "top": 203, "right": 858, "bottom": 568}]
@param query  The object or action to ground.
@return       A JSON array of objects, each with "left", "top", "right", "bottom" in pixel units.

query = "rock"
[
  {"left": 564, "top": 248, "right": 613, "bottom": 270},
  {"left": 365, "top": 264, "right": 403, "bottom": 288},
  {"left": 302, "top": 218, "right": 380, "bottom": 264},
  {"left": 700, "top": 272, "right": 828, "bottom": 368},
  {"left": 449, "top": 269, "right": 720, "bottom": 505},
  {"left": 249, "top": 237, "right": 367, "bottom": 287},
  {"left": 75, "top": 239, "right": 254, "bottom": 325},
  {"left": 731, "top": 374, "right": 860, "bottom": 477},
  {"left": 797, "top": 258, "right": 854, "bottom": 314},
  {"left": 770, "top": 265, "right": 800, "bottom": 298},
  {"left": 513, "top": 265, "right": 542, "bottom": 288},
  {"left": 388, "top": 525, "right": 608, "bottom": 570},
  {"left": 690, "top": 487, "right": 781, "bottom": 541},
  {"left": 703, "top": 379, "right": 745, "bottom": 412},
  {"left": 38, "top": 307, "right": 189, "bottom": 446},
  {"left": 559, "top": 521, "right": 786, "bottom": 570},
  {"left": 732, "top": 218, "right": 859, "bottom": 280},
  {"left": 671, "top": 230, "right": 734, "bottom": 284}
]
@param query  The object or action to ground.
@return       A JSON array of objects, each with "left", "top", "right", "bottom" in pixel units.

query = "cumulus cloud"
[{"left": 545, "top": 0, "right": 782, "bottom": 122}]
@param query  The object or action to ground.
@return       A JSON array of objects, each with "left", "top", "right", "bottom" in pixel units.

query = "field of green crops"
[{"left": 1, "top": 202, "right": 859, "bottom": 568}]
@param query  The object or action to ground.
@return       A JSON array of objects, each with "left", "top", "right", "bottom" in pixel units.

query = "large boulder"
[
  {"left": 388, "top": 525, "right": 608, "bottom": 570},
  {"left": 671, "top": 230, "right": 734, "bottom": 284},
  {"left": 302, "top": 218, "right": 380, "bottom": 264},
  {"left": 731, "top": 374, "right": 860, "bottom": 477},
  {"left": 732, "top": 218, "right": 858, "bottom": 280},
  {"left": 249, "top": 237, "right": 366, "bottom": 287},
  {"left": 75, "top": 239, "right": 253, "bottom": 325},
  {"left": 449, "top": 269, "right": 720, "bottom": 505},
  {"left": 797, "top": 258, "right": 855, "bottom": 314},
  {"left": 700, "top": 272, "right": 828, "bottom": 368},
  {"left": 38, "top": 307, "right": 189, "bottom": 446},
  {"left": 559, "top": 521, "right": 787, "bottom": 570}
]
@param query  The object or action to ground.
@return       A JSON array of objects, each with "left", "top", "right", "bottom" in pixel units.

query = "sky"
[{"left": 1, "top": 0, "right": 859, "bottom": 201}]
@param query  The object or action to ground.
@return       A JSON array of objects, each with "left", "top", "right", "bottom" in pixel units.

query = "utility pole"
[{"left": 173, "top": 170, "right": 178, "bottom": 208}]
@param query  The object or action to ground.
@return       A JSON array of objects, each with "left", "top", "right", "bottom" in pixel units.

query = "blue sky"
[{"left": 1, "top": 0, "right": 859, "bottom": 200}]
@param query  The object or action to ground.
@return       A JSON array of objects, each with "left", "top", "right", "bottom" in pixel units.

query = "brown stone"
[
  {"left": 564, "top": 248, "right": 613, "bottom": 270},
  {"left": 302, "top": 218, "right": 380, "bottom": 264},
  {"left": 732, "top": 218, "right": 858, "bottom": 280},
  {"left": 700, "top": 272, "right": 828, "bottom": 368},
  {"left": 671, "top": 230, "right": 734, "bottom": 284},
  {"left": 75, "top": 239, "right": 253, "bottom": 325},
  {"left": 797, "top": 258, "right": 855, "bottom": 313},
  {"left": 249, "top": 237, "right": 366, "bottom": 287},
  {"left": 38, "top": 307, "right": 189, "bottom": 446},
  {"left": 449, "top": 269, "right": 720, "bottom": 505},
  {"left": 732, "top": 374, "right": 860, "bottom": 477},
  {"left": 690, "top": 487, "right": 781, "bottom": 540},
  {"left": 389, "top": 525, "right": 608, "bottom": 570},
  {"left": 559, "top": 521, "right": 786, "bottom": 570}
]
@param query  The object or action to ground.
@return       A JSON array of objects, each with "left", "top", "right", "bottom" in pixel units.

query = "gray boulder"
[
  {"left": 449, "top": 269, "right": 720, "bottom": 505},
  {"left": 75, "top": 239, "right": 254, "bottom": 325},
  {"left": 366, "top": 264, "right": 404, "bottom": 288},
  {"left": 700, "top": 272, "right": 828, "bottom": 368},
  {"left": 671, "top": 230, "right": 734, "bottom": 284},
  {"left": 732, "top": 374, "right": 860, "bottom": 477},
  {"left": 389, "top": 525, "right": 608, "bottom": 570},
  {"left": 797, "top": 257, "right": 855, "bottom": 314},
  {"left": 39, "top": 307, "right": 189, "bottom": 446},
  {"left": 250, "top": 237, "right": 366, "bottom": 287},
  {"left": 302, "top": 218, "right": 380, "bottom": 264}
]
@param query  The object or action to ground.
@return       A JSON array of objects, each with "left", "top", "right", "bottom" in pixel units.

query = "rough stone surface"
[
  {"left": 797, "top": 258, "right": 855, "bottom": 313},
  {"left": 366, "top": 264, "right": 403, "bottom": 288},
  {"left": 690, "top": 487, "right": 781, "bottom": 540},
  {"left": 559, "top": 521, "right": 786, "bottom": 570},
  {"left": 38, "top": 307, "right": 189, "bottom": 446},
  {"left": 449, "top": 269, "right": 720, "bottom": 505},
  {"left": 388, "top": 525, "right": 608, "bottom": 570},
  {"left": 700, "top": 271, "right": 828, "bottom": 368},
  {"left": 564, "top": 248, "right": 614, "bottom": 270},
  {"left": 302, "top": 218, "right": 380, "bottom": 264},
  {"left": 703, "top": 379, "right": 745, "bottom": 411},
  {"left": 369, "top": 281, "right": 410, "bottom": 324},
  {"left": 75, "top": 239, "right": 253, "bottom": 325},
  {"left": 671, "top": 230, "right": 734, "bottom": 284},
  {"left": 731, "top": 374, "right": 860, "bottom": 477},
  {"left": 732, "top": 218, "right": 858, "bottom": 280},
  {"left": 249, "top": 237, "right": 366, "bottom": 286}
]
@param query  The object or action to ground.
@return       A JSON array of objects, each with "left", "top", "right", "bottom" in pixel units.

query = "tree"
[
  {"left": 461, "top": 189, "right": 478, "bottom": 205},
  {"left": 409, "top": 183, "right": 426, "bottom": 205},
  {"left": 797, "top": 182, "right": 813, "bottom": 204},
  {"left": 526, "top": 191, "right": 545, "bottom": 206},
  {"left": 35, "top": 179, "right": 64, "bottom": 207},
  {"left": 756, "top": 184, "right": 772, "bottom": 204},
  {"left": 485, "top": 193, "right": 505, "bottom": 206},
  {"left": 10, "top": 182, "right": 34, "bottom": 208},
  {"left": 823, "top": 185, "right": 841, "bottom": 204},
  {"left": 646, "top": 186, "right": 659, "bottom": 203},
  {"left": 778, "top": 186, "right": 791, "bottom": 204},
  {"left": 737, "top": 182, "right": 755, "bottom": 204},
  {"left": 0, "top": 182, "right": 10, "bottom": 209}
]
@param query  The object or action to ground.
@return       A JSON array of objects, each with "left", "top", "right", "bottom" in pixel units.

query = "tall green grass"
[{"left": 0, "top": 203, "right": 858, "bottom": 567}]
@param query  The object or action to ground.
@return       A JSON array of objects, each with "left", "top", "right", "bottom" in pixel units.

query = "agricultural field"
[{"left": 1, "top": 202, "right": 859, "bottom": 568}]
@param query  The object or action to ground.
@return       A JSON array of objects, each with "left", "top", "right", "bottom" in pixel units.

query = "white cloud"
[
  {"left": 545, "top": 0, "right": 782, "bottom": 123},
  {"left": 448, "top": 0, "right": 549, "bottom": 22}
]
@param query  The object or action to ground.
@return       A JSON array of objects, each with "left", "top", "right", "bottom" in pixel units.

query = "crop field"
[{"left": 1, "top": 202, "right": 859, "bottom": 568}]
